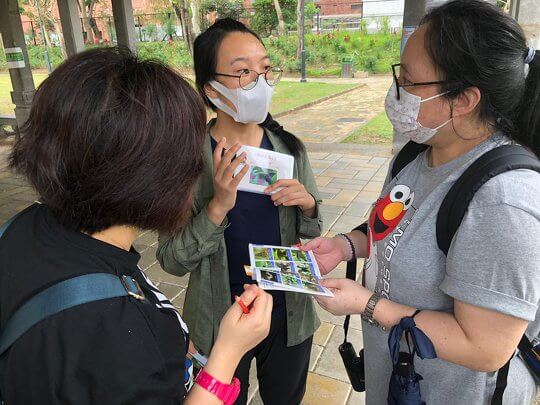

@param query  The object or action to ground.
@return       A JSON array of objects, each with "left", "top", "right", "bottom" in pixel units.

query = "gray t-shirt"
[{"left": 362, "top": 133, "right": 540, "bottom": 404}]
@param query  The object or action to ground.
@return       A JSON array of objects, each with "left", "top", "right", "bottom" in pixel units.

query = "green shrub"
[
  {"left": 284, "top": 59, "right": 301, "bottom": 73},
  {"left": 27, "top": 46, "right": 63, "bottom": 69},
  {"left": 1, "top": 31, "right": 400, "bottom": 76}
]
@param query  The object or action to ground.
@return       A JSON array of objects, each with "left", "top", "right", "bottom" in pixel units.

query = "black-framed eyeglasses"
[
  {"left": 391, "top": 63, "right": 458, "bottom": 100},
  {"left": 215, "top": 67, "right": 283, "bottom": 90}
]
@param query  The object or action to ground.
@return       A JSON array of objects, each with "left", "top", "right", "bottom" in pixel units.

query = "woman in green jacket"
[{"left": 157, "top": 19, "right": 323, "bottom": 405}]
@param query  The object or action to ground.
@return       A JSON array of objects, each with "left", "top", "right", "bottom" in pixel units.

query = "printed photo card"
[
  {"left": 233, "top": 145, "right": 294, "bottom": 194},
  {"left": 247, "top": 244, "right": 334, "bottom": 297}
]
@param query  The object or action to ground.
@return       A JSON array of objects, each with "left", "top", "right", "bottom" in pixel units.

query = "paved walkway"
[{"left": 277, "top": 76, "right": 392, "bottom": 143}]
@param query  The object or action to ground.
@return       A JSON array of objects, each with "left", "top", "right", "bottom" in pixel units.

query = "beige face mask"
[{"left": 385, "top": 82, "right": 452, "bottom": 144}]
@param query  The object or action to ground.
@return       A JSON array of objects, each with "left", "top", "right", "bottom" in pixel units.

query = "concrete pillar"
[
  {"left": 0, "top": 0, "right": 36, "bottom": 127},
  {"left": 111, "top": 0, "right": 137, "bottom": 52},
  {"left": 57, "top": 0, "right": 84, "bottom": 57},
  {"left": 515, "top": 0, "right": 540, "bottom": 49},
  {"left": 392, "top": 0, "right": 427, "bottom": 154}
]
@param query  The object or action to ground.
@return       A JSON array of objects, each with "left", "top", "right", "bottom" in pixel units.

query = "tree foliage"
[
  {"left": 251, "top": 0, "right": 296, "bottom": 36},
  {"left": 201, "top": 0, "right": 245, "bottom": 21}
]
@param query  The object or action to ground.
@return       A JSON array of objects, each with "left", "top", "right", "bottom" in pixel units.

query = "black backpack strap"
[
  {"left": 436, "top": 144, "right": 540, "bottom": 255},
  {"left": 391, "top": 141, "right": 430, "bottom": 179},
  {"left": 433, "top": 144, "right": 540, "bottom": 404},
  {"left": 492, "top": 358, "right": 511, "bottom": 405},
  {"left": 0, "top": 273, "right": 147, "bottom": 357},
  {"left": 491, "top": 335, "right": 537, "bottom": 405}
]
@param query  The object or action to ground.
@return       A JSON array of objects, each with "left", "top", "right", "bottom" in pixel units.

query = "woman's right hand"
[
  {"left": 213, "top": 284, "right": 273, "bottom": 361},
  {"left": 301, "top": 236, "right": 350, "bottom": 275},
  {"left": 207, "top": 137, "right": 249, "bottom": 225},
  {"left": 186, "top": 286, "right": 271, "bottom": 404}
]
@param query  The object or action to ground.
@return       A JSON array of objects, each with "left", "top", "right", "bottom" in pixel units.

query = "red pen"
[{"left": 234, "top": 295, "right": 250, "bottom": 314}]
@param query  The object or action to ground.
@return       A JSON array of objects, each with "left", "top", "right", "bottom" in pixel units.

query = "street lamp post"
[{"left": 300, "top": 0, "right": 306, "bottom": 82}]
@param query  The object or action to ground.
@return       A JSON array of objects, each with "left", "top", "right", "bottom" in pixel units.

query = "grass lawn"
[
  {"left": 1, "top": 72, "right": 356, "bottom": 117},
  {"left": 270, "top": 81, "right": 357, "bottom": 115},
  {"left": 343, "top": 111, "right": 394, "bottom": 145},
  {"left": 0, "top": 72, "right": 47, "bottom": 115}
]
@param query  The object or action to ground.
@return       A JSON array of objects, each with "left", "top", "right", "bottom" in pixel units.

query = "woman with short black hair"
[
  {"left": 303, "top": 1, "right": 540, "bottom": 403},
  {"left": 0, "top": 47, "right": 272, "bottom": 404}
]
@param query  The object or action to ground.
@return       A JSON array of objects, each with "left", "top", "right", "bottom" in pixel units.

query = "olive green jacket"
[{"left": 156, "top": 123, "right": 322, "bottom": 355}]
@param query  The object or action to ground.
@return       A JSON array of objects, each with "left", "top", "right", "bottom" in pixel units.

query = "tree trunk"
[
  {"left": 43, "top": 24, "right": 53, "bottom": 48},
  {"left": 273, "top": 0, "right": 286, "bottom": 36},
  {"left": 173, "top": 0, "right": 194, "bottom": 55},
  {"left": 88, "top": 1, "right": 101, "bottom": 40},
  {"left": 191, "top": 0, "right": 201, "bottom": 36},
  {"left": 84, "top": 17, "right": 95, "bottom": 43},
  {"left": 296, "top": 0, "right": 303, "bottom": 59},
  {"left": 42, "top": 10, "right": 56, "bottom": 48},
  {"left": 78, "top": 1, "right": 94, "bottom": 44},
  {"left": 90, "top": 17, "right": 101, "bottom": 40}
]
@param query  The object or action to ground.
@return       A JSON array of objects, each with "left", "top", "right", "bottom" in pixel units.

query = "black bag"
[{"left": 343, "top": 142, "right": 540, "bottom": 401}]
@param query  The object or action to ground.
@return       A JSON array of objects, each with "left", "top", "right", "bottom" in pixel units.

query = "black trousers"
[{"left": 234, "top": 311, "right": 313, "bottom": 405}]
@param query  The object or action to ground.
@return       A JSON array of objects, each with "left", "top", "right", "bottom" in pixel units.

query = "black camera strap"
[
  {"left": 343, "top": 259, "right": 357, "bottom": 344},
  {"left": 343, "top": 222, "right": 368, "bottom": 344}
]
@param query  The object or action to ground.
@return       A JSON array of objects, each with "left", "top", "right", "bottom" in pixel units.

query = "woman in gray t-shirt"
[{"left": 303, "top": 1, "right": 540, "bottom": 403}]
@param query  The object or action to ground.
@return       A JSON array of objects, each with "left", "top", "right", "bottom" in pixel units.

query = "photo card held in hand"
[
  {"left": 247, "top": 244, "right": 334, "bottom": 297},
  {"left": 233, "top": 145, "right": 294, "bottom": 194}
]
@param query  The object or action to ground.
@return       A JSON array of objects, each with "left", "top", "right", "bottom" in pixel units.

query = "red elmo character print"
[
  {"left": 363, "top": 185, "right": 415, "bottom": 289},
  {"left": 369, "top": 184, "right": 415, "bottom": 242}
]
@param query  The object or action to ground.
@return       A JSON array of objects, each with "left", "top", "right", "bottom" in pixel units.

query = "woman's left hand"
[
  {"left": 314, "top": 278, "right": 372, "bottom": 316},
  {"left": 264, "top": 179, "right": 316, "bottom": 217}
]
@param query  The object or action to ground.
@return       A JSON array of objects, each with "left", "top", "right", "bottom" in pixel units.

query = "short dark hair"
[
  {"left": 421, "top": 0, "right": 540, "bottom": 157},
  {"left": 10, "top": 47, "right": 206, "bottom": 234},
  {"left": 193, "top": 18, "right": 305, "bottom": 157}
]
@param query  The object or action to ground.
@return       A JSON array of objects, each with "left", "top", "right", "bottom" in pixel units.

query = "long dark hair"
[
  {"left": 421, "top": 0, "right": 539, "bottom": 157},
  {"left": 10, "top": 47, "right": 206, "bottom": 234},
  {"left": 193, "top": 18, "right": 305, "bottom": 156}
]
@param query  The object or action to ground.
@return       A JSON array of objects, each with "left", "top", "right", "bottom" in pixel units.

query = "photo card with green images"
[
  {"left": 247, "top": 244, "right": 334, "bottom": 297},
  {"left": 233, "top": 145, "right": 294, "bottom": 194}
]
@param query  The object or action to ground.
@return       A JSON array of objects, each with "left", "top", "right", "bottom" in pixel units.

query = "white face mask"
[
  {"left": 208, "top": 78, "right": 274, "bottom": 124},
  {"left": 384, "top": 82, "right": 453, "bottom": 144}
]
